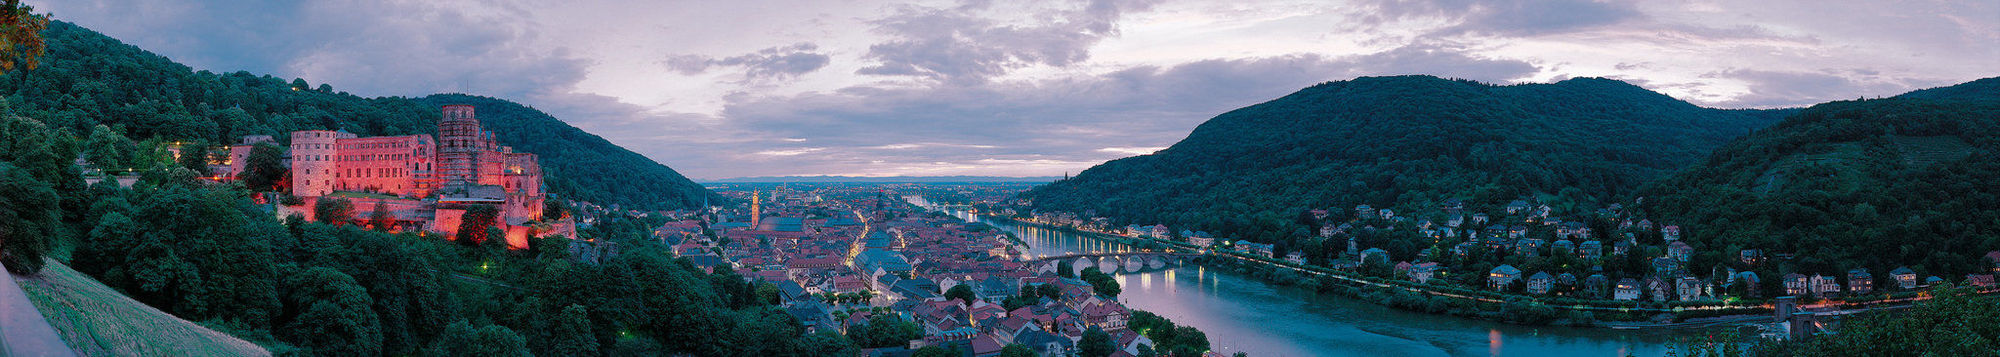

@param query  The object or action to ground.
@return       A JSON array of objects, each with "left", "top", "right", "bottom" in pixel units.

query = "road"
[{"left": 0, "top": 263, "right": 78, "bottom": 357}]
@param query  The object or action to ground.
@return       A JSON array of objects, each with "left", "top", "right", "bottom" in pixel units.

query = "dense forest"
[
  {"left": 1638, "top": 78, "right": 2000, "bottom": 280},
  {"left": 0, "top": 21, "right": 717, "bottom": 210},
  {"left": 1019, "top": 75, "right": 1787, "bottom": 250}
]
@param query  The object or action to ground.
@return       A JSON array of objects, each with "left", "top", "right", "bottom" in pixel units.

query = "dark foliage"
[{"left": 1641, "top": 80, "right": 2000, "bottom": 280}]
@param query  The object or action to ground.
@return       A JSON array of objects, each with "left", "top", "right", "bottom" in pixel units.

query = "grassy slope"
[{"left": 15, "top": 261, "right": 268, "bottom": 357}]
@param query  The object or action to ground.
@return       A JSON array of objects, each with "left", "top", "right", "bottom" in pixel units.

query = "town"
[
  {"left": 634, "top": 184, "right": 1203, "bottom": 357},
  {"left": 1005, "top": 197, "right": 2000, "bottom": 333}
]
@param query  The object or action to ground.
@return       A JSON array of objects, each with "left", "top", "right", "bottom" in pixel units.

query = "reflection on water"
[{"left": 910, "top": 197, "right": 1680, "bottom": 357}]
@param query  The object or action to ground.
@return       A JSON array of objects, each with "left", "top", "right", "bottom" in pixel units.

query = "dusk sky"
[{"left": 40, "top": 0, "right": 1998, "bottom": 179}]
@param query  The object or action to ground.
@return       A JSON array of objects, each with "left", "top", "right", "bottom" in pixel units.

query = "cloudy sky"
[{"left": 41, "top": 0, "right": 1998, "bottom": 179}]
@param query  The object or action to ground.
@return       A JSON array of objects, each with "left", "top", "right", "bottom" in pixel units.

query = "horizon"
[{"left": 39, "top": 0, "right": 2000, "bottom": 178}]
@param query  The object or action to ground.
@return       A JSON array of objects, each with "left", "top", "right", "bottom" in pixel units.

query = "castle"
[{"left": 223, "top": 105, "right": 569, "bottom": 248}]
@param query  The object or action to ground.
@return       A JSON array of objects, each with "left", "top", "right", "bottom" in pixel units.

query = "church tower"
[{"left": 750, "top": 190, "right": 762, "bottom": 228}]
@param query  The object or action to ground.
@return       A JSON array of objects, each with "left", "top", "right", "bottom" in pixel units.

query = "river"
[{"left": 907, "top": 197, "right": 1683, "bottom": 357}]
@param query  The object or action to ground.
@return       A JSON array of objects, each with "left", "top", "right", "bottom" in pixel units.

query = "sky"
[{"left": 39, "top": 0, "right": 1999, "bottom": 179}]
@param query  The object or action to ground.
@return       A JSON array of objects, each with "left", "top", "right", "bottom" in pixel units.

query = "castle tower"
[{"left": 437, "top": 105, "right": 482, "bottom": 186}]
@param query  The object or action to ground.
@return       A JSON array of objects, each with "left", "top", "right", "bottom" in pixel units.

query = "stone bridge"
[{"left": 1026, "top": 252, "right": 1201, "bottom": 275}]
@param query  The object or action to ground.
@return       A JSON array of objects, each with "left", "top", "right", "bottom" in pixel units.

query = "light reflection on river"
[{"left": 909, "top": 197, "right": 1682, "bottom": 357}]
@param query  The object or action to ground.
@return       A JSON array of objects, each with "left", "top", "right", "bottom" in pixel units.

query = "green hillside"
[
  {"left": 1019, "top": 75, "right": 1784, "bottom": 247},
  {"left": 1638, "top": 77, "right": 2000, "bottom": 278},
  {"left": 18, "top": 260, "right": 269, "bottom": 356},
  {"left": 0, "top": 21, "right": 717, "bottom": 210}
]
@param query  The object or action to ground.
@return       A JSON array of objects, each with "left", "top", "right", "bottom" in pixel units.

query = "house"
[
  {"left": 1471, "top": 213, "right": 1490, "bottom": 225},
  {"left": 1123, "top": 225, "right": 1146, "bottom": 238},
  {"left": 1968, "top": 274, "right": 1996, "bottom": 288},
  {"left": 1013, "top": 329, "right": 1073, "bottom": 357},
  {"left": 1583, "top": 274, "right": 1609, "bottom": 298},
  {"left": 1578, "top": 240, "right": 1603, "bottom": 260},
  {"left": 1556, "top": 272, "right": 1579, "bottom": 291},
  {"left": 1515, "top": 239, "right": 1544, "bottom": 257},
  {"left": 1489, "top": 265, "right": 1522, "bottom": 290},
  {"left": 1356, "top": 205, "right": 1376, "bottom": 219},
  {"left": 1526, "top": 272, "right": 1554, "bottom": 295},
  {"left": 1551, "top": 240, "right": 1576, "bottom": 256},
  {"left": 1848, "top": 269, "right": 1874, "bottom": 295},
  {"left": 1614, "top": 278, "right": 1641, "bottom": 301},
  {"left": 1810, "top": 275, "right": 1842, "bottom": 297},
  {"left": 1646, "top": 278, "right": 1671, "bottom": 302},
  {"left": 1783, "top": 273, "right": 1810, "bottom": 296},
  {"left": 1667, "top": 241, "right": 1694, "bottom": 262},
  {"left": 1733, "top": 272, "right": 1761, "bottom": 298},
  {"left": 1652, "top": 257, "right": 1682, "bottom": 278},
  {"left": 1285, "top": 252, "right": 1305, "bottom": 264},
  {"left": 1360, "top": 248, "right": 1389, "bottom": 264},
  {"left": 1188, "top": 235, "right": 1215, "bottom": 247},
  {"left": 1505, "top": 200, "right": 1530, "bottom": 215},
  {"left": 1236, "top": 241, "right": 1275, "bottom": 258},
  {"left": 1410, "top": 262, "right": 1441, "bottom": 284},
  {"left": 1662, "top": 225, "right": 1682, "bottom": 241},
  {"left": 1891, "top": 267, "right": 1918, "bottom": 290},
  {"left": 1675, "top": 277, "right": 1706, "bottom": 301},
  {"left": 1739, "top": 249, "right": 1764, "bottom": 265},
  {"left": 1379, "top": 209, "right": 1396, "bottom": 220},
  {"left": 1985, "top": 251, "right": 2000, "bottom": 274}
]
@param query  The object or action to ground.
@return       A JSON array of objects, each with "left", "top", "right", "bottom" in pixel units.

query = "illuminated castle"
[{"left": 275, "top": 105, "right": 561, "bottom": 247}]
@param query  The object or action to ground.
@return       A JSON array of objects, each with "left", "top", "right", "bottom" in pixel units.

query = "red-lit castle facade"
[{"left": 266, "top": 105, "right": 569, "bottom": 248}]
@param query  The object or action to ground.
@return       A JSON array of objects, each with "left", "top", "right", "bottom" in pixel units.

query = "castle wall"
[{"left": 332, "top": 135, "right": 437, "bottom": 197}]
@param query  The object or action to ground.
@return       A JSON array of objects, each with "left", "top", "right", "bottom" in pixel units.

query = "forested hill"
[
  {"left": 1638, "top": 77, "right": 2000, "bottom": 278},
  {"left": 1018, "top": 75, "right": 1785, "bottom": 245},
  {"left": 414, "top": 94, "right": 715, "bottom": 210},
  {"left": 0, "top": 21, "right": 717, "bottom": 209}
]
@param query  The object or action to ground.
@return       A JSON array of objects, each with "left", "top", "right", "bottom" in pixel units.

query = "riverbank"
[{"left": 963, "top": 211, "right": 1781, "bottom": 329}]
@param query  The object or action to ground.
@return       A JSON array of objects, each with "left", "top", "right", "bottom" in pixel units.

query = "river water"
[{"left": 908, "top": 197, "right": 1682, "bottom": 357}]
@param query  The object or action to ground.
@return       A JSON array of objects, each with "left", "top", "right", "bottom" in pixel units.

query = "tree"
[
  {"left": 239, "top": 142, "right": 287, "bottom": 191},
  {"left": 850, "top": 315, "right": 922, "bottom": 348},
  {"left": 174, "top": 141, "right": 211, "bottom": 176},
  {"left": 283, "top": 267, "right": 383, "bottom": 356},
  {"left": 945, "top": 284, "right": 977, "bottom": 306},
  {"left": 368, "top": 202, "right": 395, "bottom": 232},
  {"left": 794, "top": 331, "right": 859, "bottom": 356},
  {"left": 913, "top": 346, "right": 958, "bottom": 357},
  {"left": 1081, "top": 267, "right": 1122, "bottom": 298},
  {"left": 546, "top": 305, "right": 600, "bottom": 357},
  {"left": 456, "top": 204, "right": 500, "bottom": 245},
  {"left": 314, "top": 197, "right": 354, "bottom": 224},
  {"left": 0, "top": 162, "right": 58, "bottom": 274},
  {"left": 1001, "top": 344, "right": 1036, "bottom": 357},
  {"left": 435, "top": 320, "right": 531, "bottom": 357},
  {"left": 1079, "top": 327, "right": 1117, "bottom": 357},
  {"left": 0, "top": 0, "right": 47, "bottom": 72},
  {"left": 83, "top": 125, "right": 129, "bottom": 170}
]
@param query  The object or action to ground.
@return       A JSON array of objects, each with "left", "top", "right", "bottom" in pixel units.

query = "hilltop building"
[{"left": 220, "top": 105, "right": 567, "bottom": 248}]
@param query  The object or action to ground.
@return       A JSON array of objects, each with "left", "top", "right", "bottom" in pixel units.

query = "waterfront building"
[
  {"left": 1891, "top": 267, "right": 1918, "bottom": 290},
  {"left": 1489, "top": 265, "right": 1522, "bottom": 290}
]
